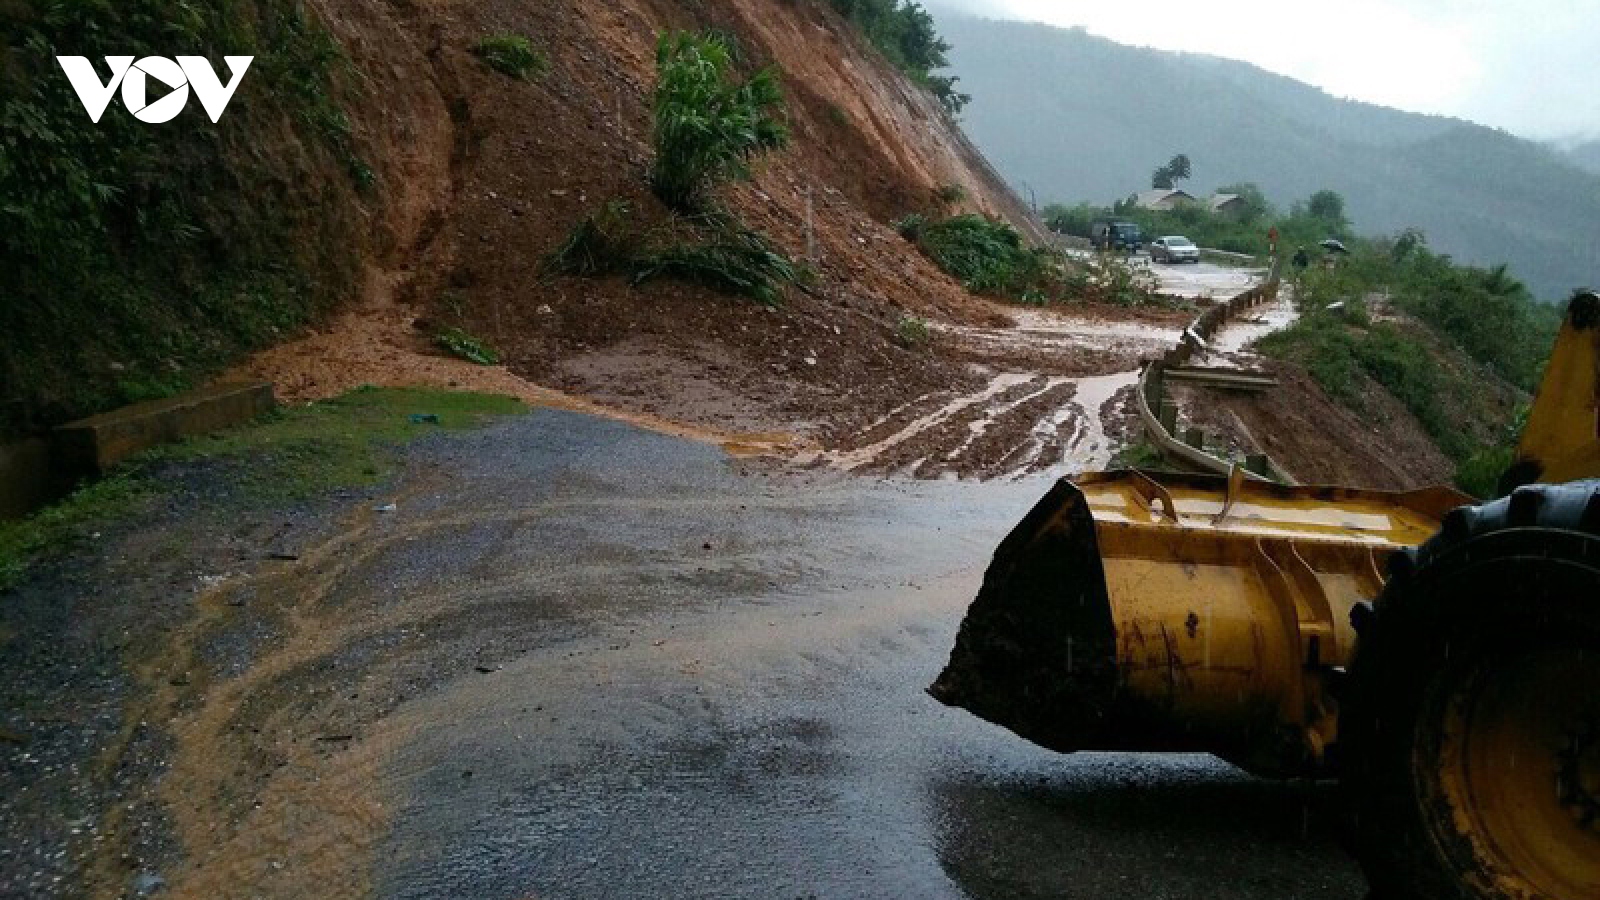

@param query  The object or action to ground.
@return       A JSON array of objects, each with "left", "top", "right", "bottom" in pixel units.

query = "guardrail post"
[
  {"left": 1246, "top": 454, "right": 1271, "bottom": 476},
  {"left": 1159, "top": 401, "right": 1179, "bottom": 434},
  {"left": 1184, "top": 427, "right": 1206, "bottom": 450}
]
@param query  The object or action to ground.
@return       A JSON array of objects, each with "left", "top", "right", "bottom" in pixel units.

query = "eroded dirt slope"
[{"left": 239, "top": 0, "right": 1050, "bottom": 443}]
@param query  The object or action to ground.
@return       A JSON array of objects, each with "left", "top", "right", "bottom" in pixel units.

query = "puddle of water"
[
  {"left": 1208, "top": 296, "right": 1299, "bottom": 356},
  {"left": 1054, "top": 370, "right": 1141, "bottom": 471},
  {"left": 936, "top": 309, "right": 1183, "bottom": 354},
  {"left": 812, "top": 277, "right": 1294, "bottom": 481}
]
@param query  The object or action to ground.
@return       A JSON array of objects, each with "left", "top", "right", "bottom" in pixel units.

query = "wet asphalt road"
[{"left": 359, "top": 410, "right": 1365, "bottom": 899}]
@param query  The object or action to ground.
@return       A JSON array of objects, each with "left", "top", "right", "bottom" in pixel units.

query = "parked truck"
[
  {"left": 1091, "top": 220, "right": 1144, "bottom": 254},
  {"left": 932, "top": 290, "right": 1600, "bottom": 899}
]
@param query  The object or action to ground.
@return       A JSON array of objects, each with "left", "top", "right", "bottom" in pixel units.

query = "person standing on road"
[{"left": 1292, "top": 246, "right": 1309, "bottom": 271}]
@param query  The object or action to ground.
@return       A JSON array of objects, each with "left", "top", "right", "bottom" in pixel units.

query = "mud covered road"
[
  {"left": 371, "top": 418, "right": 1362, "bottom": 900},
  {"left": 0, "top": 407, "right": 1364, "bottom": 899},
  {"left": 0, "top": 264, "right": 1371, "bottom": 900}
]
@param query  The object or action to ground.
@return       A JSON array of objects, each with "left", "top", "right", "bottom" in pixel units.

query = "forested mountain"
[
  {"left": 1559, "top": 137, "right": 1600, "bottom": 177},
  {"left": 927, "top": 9, "right": 1600, "bottom": 301}
]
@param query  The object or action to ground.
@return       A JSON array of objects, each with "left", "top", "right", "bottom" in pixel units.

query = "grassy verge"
[
  {"left": 1110, "top": 441, "right": 1170, "bottom": 471},
  {"left": 0, "top": 388, "right": 524, "bottom": 591}
]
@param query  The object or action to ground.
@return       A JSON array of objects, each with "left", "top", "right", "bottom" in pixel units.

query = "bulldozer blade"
[
  {"left": 931, "top": 469, "right": 1469, "bottom": 776},
  {"left": 928, "top": 478, "right": 1122, "bottom": 755}
]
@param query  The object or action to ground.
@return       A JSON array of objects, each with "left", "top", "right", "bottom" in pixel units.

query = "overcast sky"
[{"left": 930, "top": 0, "right": 1600, "bottom": 140}]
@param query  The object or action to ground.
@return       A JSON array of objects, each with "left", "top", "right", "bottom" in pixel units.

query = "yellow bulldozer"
[{"left": 932, "top": 291, "right": 1600, "bottom": 899}]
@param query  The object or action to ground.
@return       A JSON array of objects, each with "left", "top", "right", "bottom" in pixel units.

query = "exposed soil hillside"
[
  {"left": 219, "top": 0, "right": 1490, "bottom": 493},
  {"left": 236, "top": 0, "right": 1051, "bottom": 444}
]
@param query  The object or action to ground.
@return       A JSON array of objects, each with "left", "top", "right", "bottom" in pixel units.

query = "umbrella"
[{"left": 1319, "top": 239, "right": 1349, "bottom": 254}]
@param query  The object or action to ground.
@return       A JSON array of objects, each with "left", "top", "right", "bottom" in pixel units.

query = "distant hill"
[
  {"left": 1558, "top": 137, "right": 1600, "bottom": 177},
  {"left": 927, "top": 10, "right": 1600, "bottom": 301}
]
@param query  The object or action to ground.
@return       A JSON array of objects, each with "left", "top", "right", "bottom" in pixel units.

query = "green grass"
[
  {"left": 1110, "top": 441, "right": 1171, "bottom": 471},
  {"left": 149, "top": 387, "right": 525, "bottom": 496},
  {"left": 474, "top": 33, "right": 548, "bottom": 79},
  {"left": 0, "top": 388, "right": 524, "bottom": 591},
  {"left": 0, "top": 473, "right": 156, "bottom": 592}
]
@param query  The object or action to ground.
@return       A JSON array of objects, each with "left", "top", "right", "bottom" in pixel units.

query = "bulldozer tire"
[{"left": 1342, "top": 480, "right": 1600, "bottom": 900}]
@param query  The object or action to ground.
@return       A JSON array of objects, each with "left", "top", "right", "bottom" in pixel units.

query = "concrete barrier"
[
  {"left": 55, "top": 382, "right": 276, "bottom": 476},
  {"left": 0, "top": 437, "right": 59, "bottom": 520}
]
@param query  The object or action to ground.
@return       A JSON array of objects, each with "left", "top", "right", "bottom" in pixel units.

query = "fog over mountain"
[
  {"left": 929, "top": 10, "right": 1600, "bottom": 301},
  {"left": 1557, "top": 137, "right": 1600, "bottom": 178}
]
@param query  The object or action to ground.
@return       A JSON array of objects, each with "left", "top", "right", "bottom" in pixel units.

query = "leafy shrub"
[
  {"left": 474, "top": 33, "right": 548, "bottom": 79},
  {"left": 1082, "top": 254, "right": 1159, "bottom": 307},
  {"left": 1042, "top": 202, "right": 1101, "bottom": 239},
  {"left": 633, "top": 223, "right": 808, "bottom": 306},
  {"left": 543, "top": 200, "right": 639, "bottom": 276},
  {"left": 650, "top": 31, "right": 788, "bottom": 212},
  {"left": 436, "top": 328, "right": 500, "bottom": 366},
  {"left": 901, "top": 213, "right": 1157, "bottom": 306},
  {"left": 915, "top": 215, "right": 1027, "bottom": 292},
  {"left": 546, "top": 203, "right": 807, "bottom": 306},
  {"left": 892, "top": 213, "right": 926, "bottom": 240},
  {"left": 895, "top": 316, "right": 931, "bottom": 348},
  {"left": 936, "top": 183, "right": 967, "bottom": 206}
]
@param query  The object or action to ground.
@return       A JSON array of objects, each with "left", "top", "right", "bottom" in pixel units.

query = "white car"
[{"left": 1150, "top": 235, "right": 1201, "bottom": 264}]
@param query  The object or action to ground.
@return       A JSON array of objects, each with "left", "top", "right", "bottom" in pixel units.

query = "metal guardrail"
[
  {"left": 1198, "top": 248, "right": 1263, "bottom": 267},
  {"left": 1135, "top": 263, "right": 1297, "bottom": 484}
]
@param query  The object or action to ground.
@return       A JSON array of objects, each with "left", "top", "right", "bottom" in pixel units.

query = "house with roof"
[
  {"left": 1208, "top": 193, "right": 1248, "bottom": 221},
  {"left": 1132, "top": 189, "right": 1198, "bottom": 211}
]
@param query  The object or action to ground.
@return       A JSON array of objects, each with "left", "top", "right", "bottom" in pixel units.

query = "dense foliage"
[
  {"left": 826, "top": 0, "right": 968, "bottom": 115},
  {"left": 1256, "top": 236, "right": 1560, "bottom": 496},
  {"left": 0, "top": 0, "right": 364, "bottom": 426},
  {"left": 913, "top": 214, "right": 1036, "bottom": 293},
  {"left": 650, "top": 31, "right": 787, "bottom": 213},
  {"left": 1289, "top": 233, "right": 1561, "bottom": 393}
]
